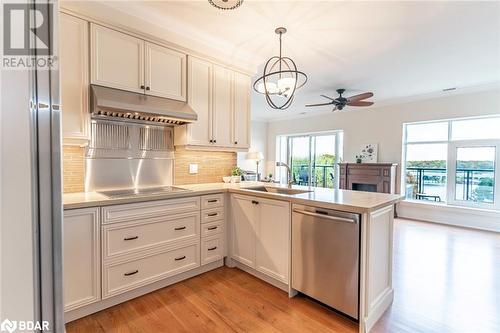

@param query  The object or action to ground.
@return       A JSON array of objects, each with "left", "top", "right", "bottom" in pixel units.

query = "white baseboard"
[
  {"left": 397, "top": 201, "right": 500, "bottom": 232},
  {"left": 363, "top": 288, "right": 394, "bottom": 333},
  {"left": 232, "top": 260, "right": 289, "bottom": 292}
]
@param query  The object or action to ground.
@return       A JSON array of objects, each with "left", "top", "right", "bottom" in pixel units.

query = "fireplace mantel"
[{"left": 339, "top": 163, "right": 398, "bottom": 194}]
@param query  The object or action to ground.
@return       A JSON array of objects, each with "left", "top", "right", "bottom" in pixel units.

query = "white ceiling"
[{"left": 76, "top": 1, "right": 500, "bottom": 120}]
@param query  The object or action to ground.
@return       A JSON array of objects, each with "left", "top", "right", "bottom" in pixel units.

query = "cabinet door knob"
[
  {"left": 146, "top": 86, "right": 150, "bottom": 91},
  {"left": 140, "top": 85, "right": 145, "bottom": 89},
  {"left": 213, "top": 139, "right": 217, "bottom": 143},
  {"left": 234, "top": 141, "right": 238, "bottom": 144},
  {"left": 209, "top": 139, "right": 213, "bottom": 143}
]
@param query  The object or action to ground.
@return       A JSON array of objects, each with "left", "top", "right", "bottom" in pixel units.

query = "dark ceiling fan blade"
[
  {"left": 305, "top": 102, "right": 333, "bottom": 107},
  {"left": 320, "top": 94, "right": 336, "bottom": 101},
  {"left": 347, "top": 101, "right": 374, "bottom": 107},
  {"left": 347, "top": 92, "right": 373, "bottom": 102}
]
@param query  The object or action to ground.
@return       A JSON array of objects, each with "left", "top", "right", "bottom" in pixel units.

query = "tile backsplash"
[
  {"left": 62, "top": 145, "right": 237, "bottom": 192},
  {"left": 174, "top": 148, "right": 236, "bottom": 185},
  {"left": 62, "top": 145, "right": 85, "bottom": 193}
]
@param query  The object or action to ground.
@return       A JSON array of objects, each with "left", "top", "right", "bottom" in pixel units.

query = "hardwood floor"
[{"left": 66, "top": 219, "right": 500, "bottom": 333}]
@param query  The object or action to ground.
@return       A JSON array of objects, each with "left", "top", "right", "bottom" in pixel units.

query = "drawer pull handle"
[
  {"left": 174, "top": 226, "right": 186, "bottom": 231},
  {"left": 207, "top": 199, "right": 218, "bottom": 203},
  {"left": 207, "top": 213, "right": 218, "bottom": 217},
  {"left": 208, "top": 246, "right": 218, "bottom": 251},
  {"left": 208, "top": 226, "right": 218, "bottom": 230},
  {"left": 124, "top": 270, "right": 139, "bottom": 276},
  {"left": 124, "top": 236, "right": 138, "bottom": 241},
  {"left": 175, "top": 256, "right": 186, "bottom": 261}
]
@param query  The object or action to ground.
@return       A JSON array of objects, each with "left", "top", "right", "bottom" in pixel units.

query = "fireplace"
[
  {"left": 339, "top": 163, "right": 397, "bottom": 194},
  {"left": 352, "top": 183, "right": 377, "bottom": 192}
]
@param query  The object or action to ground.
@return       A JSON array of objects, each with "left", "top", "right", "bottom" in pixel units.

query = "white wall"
[
  {"left": 237, "top": 121, "right": 268, "bottom": 177},
  {"left": 266, "top": 89, "right": 500, "bottom": 191}
]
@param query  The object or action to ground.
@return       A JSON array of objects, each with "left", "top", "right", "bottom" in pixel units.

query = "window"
[
  {"left": 276, "top": 131, "right": 343, "bottom": 188},
  {"left": 403, "top": 116, "right": 500, "bottom": 210}
]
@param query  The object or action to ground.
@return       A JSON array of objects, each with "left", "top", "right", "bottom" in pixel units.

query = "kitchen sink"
[{"left": 248, "top": 186, "right": 312, "bottom": 195}]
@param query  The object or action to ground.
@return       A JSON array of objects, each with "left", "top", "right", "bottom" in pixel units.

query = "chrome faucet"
[{"left": 276, "top": 162, "right": 294, "bottom": 187}]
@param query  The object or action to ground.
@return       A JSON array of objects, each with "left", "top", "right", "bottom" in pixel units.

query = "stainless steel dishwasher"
[{"left": 291, "top": 204, "right": 360, "bottom": 320}]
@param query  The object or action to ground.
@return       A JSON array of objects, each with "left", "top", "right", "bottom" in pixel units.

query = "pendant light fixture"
[
  {"left": 208, "top": 0, "right": 244, "bottom": 10},
  {"left": 253, "top": 27, "right": 307, "bottom": 110}
]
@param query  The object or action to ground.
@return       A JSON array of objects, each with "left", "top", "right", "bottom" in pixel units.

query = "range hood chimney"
[{"left": 90, "top": 85, "right": 197, "bottom": 125}]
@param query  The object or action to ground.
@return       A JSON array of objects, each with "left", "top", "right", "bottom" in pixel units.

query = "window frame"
[
  {"left": 402, "top": 116, "right": 500, "bottom": 210},
  {"left": 275, "top": 131, "right": 343, "bottom": 188},
  {"left": 447, "top": 139, "right": 500, "bottom": 210}
]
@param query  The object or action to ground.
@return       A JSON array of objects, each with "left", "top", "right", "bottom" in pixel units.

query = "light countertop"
[{"left": 63, "top": 182, "right": 403, "bottom": 213}]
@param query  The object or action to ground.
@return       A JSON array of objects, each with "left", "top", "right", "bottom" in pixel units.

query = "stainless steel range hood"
[{"left": 90, "top": 85, "right": 197, "bottom": 125}]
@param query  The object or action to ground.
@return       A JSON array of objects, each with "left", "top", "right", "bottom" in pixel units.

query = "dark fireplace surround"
[{"left": 339, "top": 163, "right": 397, "bottom": 194}]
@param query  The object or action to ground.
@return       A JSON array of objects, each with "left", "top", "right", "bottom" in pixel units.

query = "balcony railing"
[
  {"left": 406, "top": 167, "right": 495, "bottom": 202},
  {"left": 291, "top": 164, "right": 335, "bottom": 188}
]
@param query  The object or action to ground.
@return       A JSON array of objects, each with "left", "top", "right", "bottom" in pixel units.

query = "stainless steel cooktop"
[{"left": 97, "top": 186, "right": 191, "bottom": 199}]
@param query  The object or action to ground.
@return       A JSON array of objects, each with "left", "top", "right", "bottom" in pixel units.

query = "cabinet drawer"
[
  {"left": 201, "top": 220, "right": 224, "bottom": 237},
  {"left": 102, "top": 212, "right": 200, "bottom": 260},
  {"left": 201, "top": 235, "right": 224, "bottom": 265},
  {"left": 102, "top": 196, "right": 200, "bottom": 224},
  {"left": 201, "top": 207, "right": 224, "bottom": 224},
  {"left": 103, "top": 242, "right": 200, "bottom": 298},
  {"left": 201, "top": 194, "right": 224, "bottom": 210}
]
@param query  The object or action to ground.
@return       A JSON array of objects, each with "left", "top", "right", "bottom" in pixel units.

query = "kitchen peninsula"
[{"left": 63, "top": 182, "right": 402, "bottom": 333}]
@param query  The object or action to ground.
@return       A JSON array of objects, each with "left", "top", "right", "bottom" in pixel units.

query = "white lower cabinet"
[
  {"left": 201, "top": 234, "right": 224, "bottom": 265},
  {"left": 63, "top": 207, "right": 101, "bottom": 311},
  {"left": 103, "top": 242, "right": 200, "bottom": 298},
  {"left": 230, "top": 194, "right": 290, "bottom": 284}
]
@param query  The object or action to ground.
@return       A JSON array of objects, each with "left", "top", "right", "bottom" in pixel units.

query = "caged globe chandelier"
[
  {"left": 253, "top": 27, "right": 307, "bottom": 110},
  {"left": 208, "top": 0, "right": 244, "bottom": 10}
]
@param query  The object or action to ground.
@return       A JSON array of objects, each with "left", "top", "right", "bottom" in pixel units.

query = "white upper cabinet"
[
  {"left": 60, "top": 13, "right": 89, "bottom": 144},
  {"left": 175, "top": 58, "right": 251, "bottom": 151},
  {"left": 90, "top": 24, "right": 186, "bottom": 100},
  {"left": 91, "top": 24, "right": 144, "bottom": 93},
  {"left": 212, "top": 64, "right": 233, "bottom": 147},
  {"left": 175, "top": 56, "right": 212, "bottom": 146},
  {"left": 145, "top": 42, "right": 186, "bottom": 101},
  {"left": 232, "top": 72, "right": 251, "bottom": 148}
]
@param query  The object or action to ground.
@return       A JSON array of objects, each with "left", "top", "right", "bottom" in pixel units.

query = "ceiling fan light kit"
[
  {"left": 306, "top": 89, "right": 374, "bottom": 112},
  {"left": 253, "top": 27, "right": 308, "bottom": 110},
  {"left": 208, "top": 0, "right": 244, "bottom": 10}
]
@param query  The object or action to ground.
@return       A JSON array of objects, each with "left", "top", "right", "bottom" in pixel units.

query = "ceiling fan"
[{"left": 305, "top": 89, "right": 374, "bottom": 111}]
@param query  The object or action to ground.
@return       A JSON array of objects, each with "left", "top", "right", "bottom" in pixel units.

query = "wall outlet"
[{"left": 189, "top": 163, "right": 198, "bottom": 174}]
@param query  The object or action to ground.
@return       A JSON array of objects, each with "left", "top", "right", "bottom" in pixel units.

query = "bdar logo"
[{"left": 0, "top": 319, "right": 17, "bottom": 333}]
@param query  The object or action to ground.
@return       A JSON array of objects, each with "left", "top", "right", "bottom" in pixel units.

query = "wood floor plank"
[{"left": 66, "top": 219, "right": 500, "bottom": 333}]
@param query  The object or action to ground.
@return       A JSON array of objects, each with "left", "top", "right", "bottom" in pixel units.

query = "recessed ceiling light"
[{"left": 442, "top": 87, "right": 457, "bottom": 92}]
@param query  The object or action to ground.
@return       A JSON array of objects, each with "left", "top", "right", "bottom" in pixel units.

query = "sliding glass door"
[{"left": 278, "top": 132, "right": 343, "bottom": 188}]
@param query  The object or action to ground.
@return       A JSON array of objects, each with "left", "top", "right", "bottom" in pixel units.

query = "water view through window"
[{"left": 403, "top": 117, "right": 500, "bottom": 209}]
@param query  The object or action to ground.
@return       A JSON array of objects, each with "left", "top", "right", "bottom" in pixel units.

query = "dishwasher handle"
[{"left": 293, "top": 208, "right": 358, "bottom": 224}]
